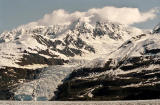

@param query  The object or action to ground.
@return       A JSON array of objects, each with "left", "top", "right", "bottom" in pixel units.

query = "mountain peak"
[{"left": 69, "top": 19, "right": 93, "bottom": 31}]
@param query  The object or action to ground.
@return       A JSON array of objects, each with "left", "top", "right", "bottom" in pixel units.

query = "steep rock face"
[
  {"left": 153, "top": 23, "right": 160, "bottom": 33},
  {"left": 54, "top": 33, "right": 160, "bottom": 101}
]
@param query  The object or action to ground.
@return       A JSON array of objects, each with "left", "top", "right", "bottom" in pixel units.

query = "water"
[{"left": 1, "top": 100, "right": 160, "bottom": 105}]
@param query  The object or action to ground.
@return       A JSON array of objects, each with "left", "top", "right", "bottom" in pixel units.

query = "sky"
[{"left": 0, "top": 0, "right": 160, "bottom": 32}]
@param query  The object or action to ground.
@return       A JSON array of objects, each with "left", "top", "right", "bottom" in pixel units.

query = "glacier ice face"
[
  {"left": 14, "top": 65, "right": 76, "bottom": 101},
  {"left": 13, "top": 59, "right": 107, "bottom": 101}
]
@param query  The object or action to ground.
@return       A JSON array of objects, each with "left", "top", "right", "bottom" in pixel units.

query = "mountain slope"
[{"left": 54, "top": 30, "right": 160, "bottom": 100}]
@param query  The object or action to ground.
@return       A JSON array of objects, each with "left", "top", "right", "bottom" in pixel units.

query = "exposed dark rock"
[
  {"left": 0, "top": 67, "right": 42, "bottom": 100},
  {"left": 153, "top": 24, "right": 160, "bottom": 34},
  {"left": 53, "top": 66, "right": 160, "bottom": 100},
  {"left": 53, "top": 40, "right": 160, "bottom": 101},
  {"left": 17, "top": 52, "right": 68, "bottom": 66}
]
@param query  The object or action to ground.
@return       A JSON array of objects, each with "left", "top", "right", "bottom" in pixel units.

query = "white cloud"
[{"left": 30, "top": 6, "right": 158, "bottom": 26}]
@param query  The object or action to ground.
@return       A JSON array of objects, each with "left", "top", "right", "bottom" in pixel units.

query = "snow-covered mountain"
[
  {"left": 1, "top": 19, "right": 160, "bottom": 101},
  {"left": 54, "top": 24, "right": 160, "bottom": 100},
  {"left": 0, "top": 20, "right": 142, "bottom": 68}
]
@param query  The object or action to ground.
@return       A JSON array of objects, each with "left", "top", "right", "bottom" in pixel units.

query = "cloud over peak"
[{"left": 30, "top": 6, "right": 158, "bottom": 26}]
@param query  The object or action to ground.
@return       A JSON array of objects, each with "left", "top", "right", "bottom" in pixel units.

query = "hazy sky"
[{"left": 0, "top": 0, "right": 160, "bottom": 32}]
